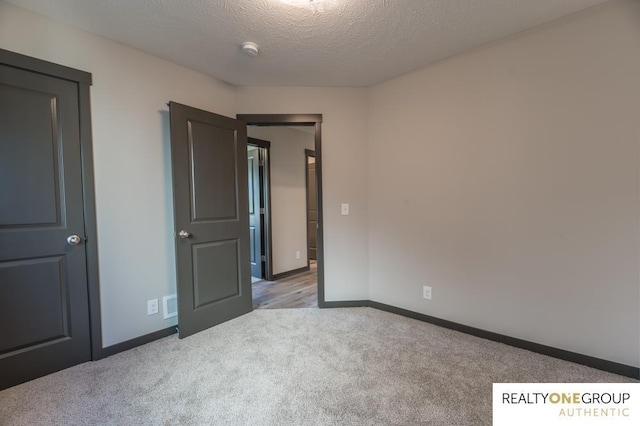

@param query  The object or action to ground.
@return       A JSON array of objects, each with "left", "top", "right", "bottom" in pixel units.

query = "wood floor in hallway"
[{"left": 252, "top": 261, "right": 317, "bottom": 309}]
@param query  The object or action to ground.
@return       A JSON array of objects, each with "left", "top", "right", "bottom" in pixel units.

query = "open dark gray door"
[
  {"left": 0, "top": 60, "right": 91, "bottom": 389},
  {"left": 169, "top": 102, "right": 252, "bottom": 339},
  {"left": 306, "top": 152, "right": 317, "bottom": 261},
  {"left": 247, "top": 147, "right": 262, "bottom": 279}
]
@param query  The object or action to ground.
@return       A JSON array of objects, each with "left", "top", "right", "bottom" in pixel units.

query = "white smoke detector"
[{"left": 241, "top": 42, "right": 259, "bottom": 57}]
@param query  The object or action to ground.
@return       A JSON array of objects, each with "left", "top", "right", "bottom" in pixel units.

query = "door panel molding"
[
  {"left": 188, "top": 120, "right": 239, "bottom": 222},
  {"left": 192, "top": 239, "right": 242, "bottom": 308},
  {"left": 237, "top": 114, "right": 326, "bottom": 307}
]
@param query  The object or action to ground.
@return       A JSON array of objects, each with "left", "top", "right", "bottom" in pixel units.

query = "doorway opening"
[
  {"left": 238, "top": 114, "right": 325, "bottom": 309},
  {"left": 305, "top": 149, "right": 316, "bottom": 263},
  {"left": 247, "top": 137, "right": 271, "bottom": 282}
]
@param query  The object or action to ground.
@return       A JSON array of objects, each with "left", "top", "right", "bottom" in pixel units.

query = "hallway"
[{"left": 252, "top": 262, "right": 317, "bottom": 309}]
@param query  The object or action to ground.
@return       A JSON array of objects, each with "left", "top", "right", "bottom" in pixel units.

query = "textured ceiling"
[{"left": 6, "top": 0, "right": 609, "bottom": 86}]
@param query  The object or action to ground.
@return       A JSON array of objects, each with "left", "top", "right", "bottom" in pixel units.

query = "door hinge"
[
  {"left": 259, "top": 159, "right": 265, "bottom": 167},
  {"left": 261, "top": 255, "right": 266, "bottom": 261},
  {"left": 260, "top": 208, "right": 265, "bottom": 215}
]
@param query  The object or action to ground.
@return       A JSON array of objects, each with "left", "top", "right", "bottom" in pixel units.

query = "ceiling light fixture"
[
  {"left": 279, "top": 0, "right": 335, "bottom": 10},
  {"left": 240, "top": 42, "right": 259, "bottom": 57},
  {"left": 280, "top": 0, "right": 318, "bottom": 6}
]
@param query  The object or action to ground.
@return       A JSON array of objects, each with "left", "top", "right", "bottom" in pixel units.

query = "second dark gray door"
[
  {"left": 169, "top": 102, "right": 252, "bottom": 339},
  {"left": 307, "top": 154, "right": 317, "bottom": 261},
  {"left": 247, "top": 147, "right": 262, "bottom": 279},
  {"left": 0, "top": 61, "right": 91, "bottom": 389}
]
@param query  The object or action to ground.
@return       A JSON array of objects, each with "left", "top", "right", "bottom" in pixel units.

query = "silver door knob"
[
  {"left": 178, "top": 230, "right": 190, "bottom": 239},
  {"left": 67, "top": 235, "right": 82, "bottom": 245}
]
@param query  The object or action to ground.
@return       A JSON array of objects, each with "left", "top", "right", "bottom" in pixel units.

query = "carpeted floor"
[{"left": 0, "top": 308, "right": 635, "bottom": 425}]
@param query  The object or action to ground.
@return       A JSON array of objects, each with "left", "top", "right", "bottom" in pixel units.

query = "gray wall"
[{"left": 367, "top": 0, "right": 640, "bottom": 367}]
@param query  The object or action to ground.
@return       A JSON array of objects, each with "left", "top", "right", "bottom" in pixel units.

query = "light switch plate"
[{"left": 341, "top": 203, "right": 350, "bottom": 215}]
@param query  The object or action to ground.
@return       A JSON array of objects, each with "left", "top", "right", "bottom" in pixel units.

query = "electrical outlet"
[
  {"left": 147, "top": 298, "right": 159, "bottom": 315},
  {"left": 423, "top": 286, "right": 432, "bottom": 300},
  {"left": 296, "top": 251, "right": 301, "bottom": 259}
]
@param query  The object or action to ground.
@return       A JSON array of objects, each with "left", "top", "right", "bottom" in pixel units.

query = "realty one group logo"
[{"left": 493, "top": 383, "right": 640, "bottom": 425}]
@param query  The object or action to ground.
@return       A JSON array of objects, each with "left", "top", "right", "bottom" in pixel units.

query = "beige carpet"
[{"left": 0, "top": 308, "right": 635, "bottom": 425}]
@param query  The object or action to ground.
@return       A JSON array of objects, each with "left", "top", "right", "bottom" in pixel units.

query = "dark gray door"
[
  {"left": 247, "top": 147, "right": 262, "bottom": 279},
  {"left": 0, "top": 63, "right": 91, "bottom": 389},
  {"left": 307, "top": 155, "right": 317, "bottom": 260},
  {"left": 169, "top": 102, "right": 252, "bottom": 339}
]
